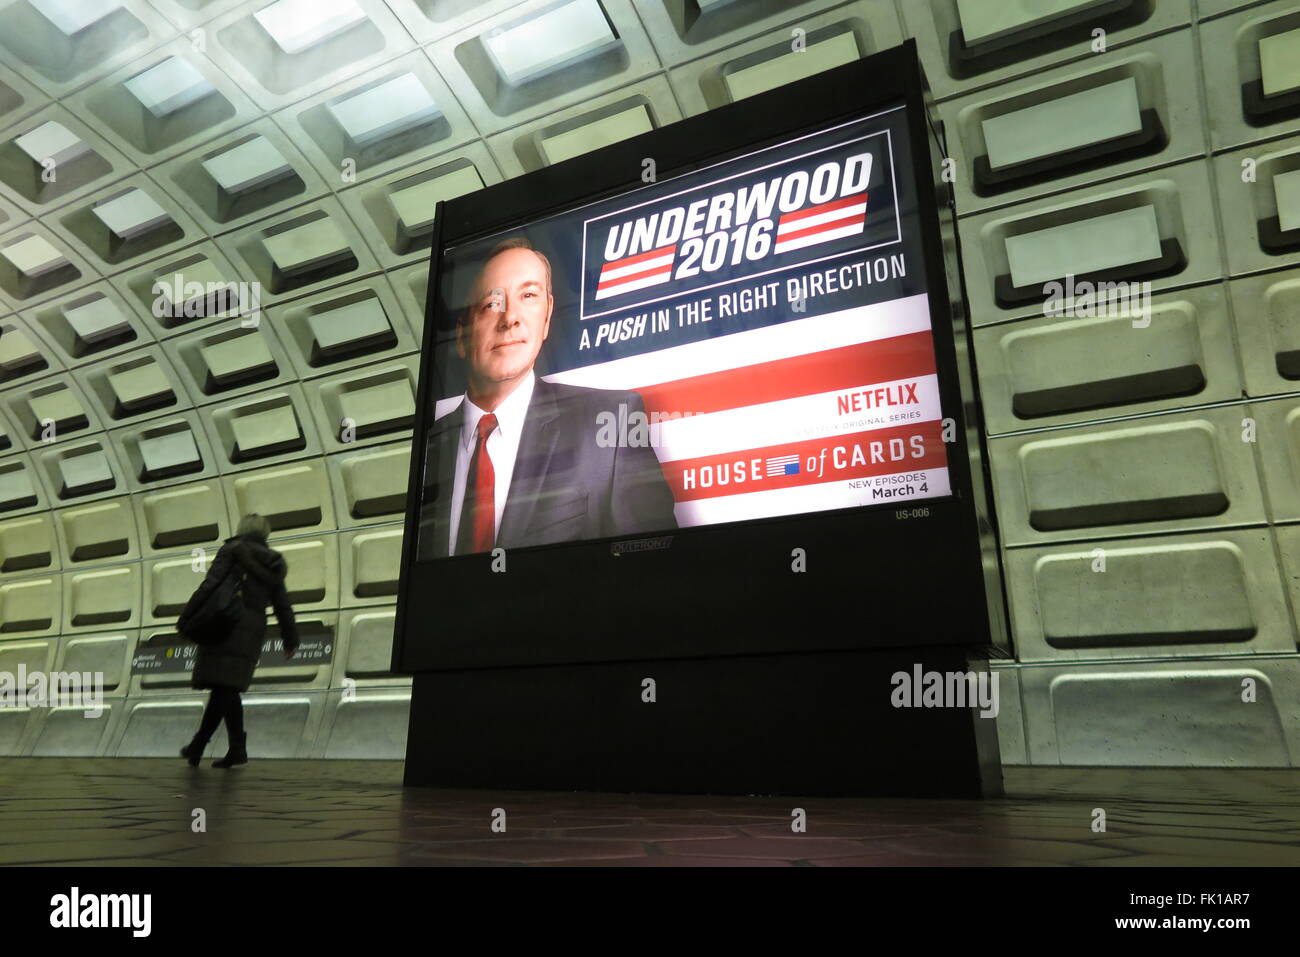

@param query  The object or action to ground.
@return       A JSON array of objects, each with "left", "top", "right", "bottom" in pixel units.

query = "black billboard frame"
[{"left": 396, "top": 40, "right": 1009, "bottom": 797}]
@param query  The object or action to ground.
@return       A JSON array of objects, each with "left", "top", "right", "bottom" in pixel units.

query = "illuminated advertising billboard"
[
  {"left": 395, "top": 44, "right": 1004, "bottom": 672},
  {"left": 415, "top": 108, "right": 948, "bottom": 561}
]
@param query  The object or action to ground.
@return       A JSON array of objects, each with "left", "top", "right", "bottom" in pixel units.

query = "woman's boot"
[
  {"left": 180, "top": 733, "right": 209, "bottom": 767},
  {"left": 212, "top": 733, "right": 247, "bottom": 768}
]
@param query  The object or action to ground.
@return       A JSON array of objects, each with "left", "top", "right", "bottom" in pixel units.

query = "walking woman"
[{"left": 177, "top": 514, "right": 299, "bottom": 768}]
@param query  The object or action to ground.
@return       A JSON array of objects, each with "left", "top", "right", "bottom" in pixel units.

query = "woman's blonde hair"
[{"left": 236, "top": 513, "right": 271, "bottom": 539}]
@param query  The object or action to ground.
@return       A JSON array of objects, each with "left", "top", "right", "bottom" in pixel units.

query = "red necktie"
[{"left": 457, "top": 413, "right": 498, "bottom": 555}]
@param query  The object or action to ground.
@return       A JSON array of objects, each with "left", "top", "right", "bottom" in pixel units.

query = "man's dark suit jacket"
[{"left": 416, "top": 378, "right": 678, "bottom": 558}]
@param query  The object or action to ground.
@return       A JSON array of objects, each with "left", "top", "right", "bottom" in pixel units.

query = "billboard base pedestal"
[{"left": 403, "top": 646, "right": 1003, "bottom": 798}]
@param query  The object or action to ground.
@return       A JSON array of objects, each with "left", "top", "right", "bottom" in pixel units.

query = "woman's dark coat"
[{"left": 178, "top": 534, "right": 300, "bottom": 693}]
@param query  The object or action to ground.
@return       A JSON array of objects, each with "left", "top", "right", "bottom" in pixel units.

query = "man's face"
[{"left": 456, "top": 247, "right": 553, "bottom": 391}]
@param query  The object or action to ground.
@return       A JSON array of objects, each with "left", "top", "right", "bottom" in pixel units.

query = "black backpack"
[{"left": 179, "top": 549, "right": 247, "bottom": 646}]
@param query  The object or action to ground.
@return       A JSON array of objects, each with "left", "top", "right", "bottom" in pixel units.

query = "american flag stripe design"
[
  {"left": 766, "top": 454, "right": 800, "bottom": 477},
  {"left": 595, "top": 243, "right": 677, "bottom": 300},
  {"left": 774, "top": 192, "right": 868, "bottom": 255},
  {"left": 644, "top": 373, "right": 942, "bottom": 462},
  {"left": 543, "top": 293, "right": 949, "bottom": 525},
  {"left": 633, "top": 332, "right": 936, "bottom": 419},
  {"left": 556, "top": 294, "right": 932, "bottom": 390}
]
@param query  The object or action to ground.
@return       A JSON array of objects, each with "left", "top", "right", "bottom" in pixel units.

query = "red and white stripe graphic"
[
  {"left": 774, "top": 192, "right": 868, "bottom": 255},
  {"left": 544, "top": 292, "right": 950, "bottom": 526},
  {"left": 595, "top": 243, "right": 677, "bottom": 301}
]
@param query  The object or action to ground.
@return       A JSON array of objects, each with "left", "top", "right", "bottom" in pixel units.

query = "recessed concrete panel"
[
  {"left": 342, "top": 526, "right": 403, "bottom": 603},
  {"left": 136, "top": 480, "right": 226, "bottom": 552},
  {"left": 0, "top": 0, "right": 166, "bottom": 96},
  {"left": 0, "top": 514, "right": 54, "bottom": 572},
  {"left": 431, "top": 0, "right": 659, "bottom": 136},
  {"left": 60, "top": 177, "right": 194, "bottom": 269},
  {"left": 0, "top": 708, "right": 33, "bottom": 756},
  {"left": 161, "top": 320, "right": 293, "bottom": 408},
  {"left": 281, "top": 49, "right": 479, "bottom": 188},
  {"left": 306, "top": 357, "right": 417, "bottom": 452},
  {"left": 70, "top": 35, "right": 258, "bottom": 167},
  {"left": 33, "top": 288, "right": 141, "bottom": 364},
  {"left": 638, "top": 0, "right": 897, "bottom": 70},
  {"left": 1005, "top": 205, "right": 1163, "bottom": 288},
  {"left": 195, "top": 384, "right": 323, "bottom": 472},
  {"left": 155, "top": 119, "right": 325, "bottom": 234},
  {"left": 14, "top": 119, "right": 89, "bottom": 167},
  {"left": 207, "top": 0, "right": 412, "bottom": 109},
  {"left": 981, "top": 74, "right": 1142, "bottom": 169},
  {"left": 339, "top": 607, "right": 399, "bottom": 680},
  {"left": 0, "top": 638, "right": 55, "bottom": 680},
  {"left": 0, "top": 576, "right": 57, "bottom": 634},
  {"left": 113, "top": 697, "right": 214, "bottom": 757},
  {"left": 723, "top": 27, "right": 862, "bottom": 103},
  {"left": 109, "top": 412, "right": 217, "bottom": 494},
  {"left": 1019, "top": 658, "right": 1300, "bottom": 765},
  {"left": 137, "top": 428, "right": 202, "bottom": 481},
  {"left": 198, "top": 333, "right": 278, "bottom": 394},
  {"left": 31, "top": 706, "right": 117, "bottom": 756},
  {"left": 275, "top": 536, "right": 337, "bottom": 610},
  {"left": 327, "top": 71, "right": 440, "bottom": 147},
  {"left": 318, "top": 689, "right": 409, "bottom": 759},
  {"left": 307, "top": 296, "right": 398, "bottom": 363},
  {"left": 940, "top": 28, "right": 1209, "bottom": 214},
  {"left": 0, "top": 322, "right": 49, "bottom": 383},
  {"left": 103, "top": 357, "right": 177, "bottom": 419},
  {"left": 900, "top": 0, "right": 1189, "bottom": 102},
  {"left": 330, "top": 441, "right": 410, "bottom": 521},
  {"left": 0, "top": 228, "right": 84, "bottom": 301},
  {"left": 115, "top": 243, "right": 250, "bottom": 333},
  {"left": 219, "top": 199, "right": 376, "bottom": 305},
  {"left": 991, "top": 406, "right": 1267, "bottom": 546},
  {"left": 387, "top": 162, "right": 483, "bottom": 241},
  {"left": 0, "top": 106, "right": 122, "bottom": 213},
  {"left": 1252, "top": 397, "right": 1300, "bottom": 522},
  {"left": 64, "top": 564, "right": 138, "bottom": 631},
  {"left": 1006, "top": 528, "right": 1296, "bottom": 662},
  {"left": 229, "top": 402, "right": 303, "bottom": 462},
  {"left": 973, "top": 284, "right": 1239, "bottom": 434},
  {"left": 272, "top": 277, "right": 415, "bottom": 379},
  {"left": 666, "top": 2, "right": 902, "bottom": 115},
  {"left": 19, "top": 381, "right": 91, "bottom": 441},
  {"left": 64, "top": 296, "right": 132, "bottom": 349},
  {"left": 955, "top": 0, "right": 1108, "bottom": 46},
  {"left": 57, "top": 497, "right": 134, "bottom": 562},
  {"left": 337, "top": 142, "right": 500, "bottom": 269},
  {"left": 198, "top": 385, "right": 322, "bottom": 474},
  {"left": 0, "top": 458, "right": 43, "bottom": 517},
  {"left": 1230, "top": 267, "right": 1300, "bottom": 398},
  {"left": 1201, "top": 4, "right": 1300, "bottom": 150},
  {"left": 486, "top": 75, "right": 682, "bottom": 178},
  {"left": 46, "top": 443, "right": 120, "bottom": 501},
  {"left": 963, "top": 160, "right": 1221, "bottom": 324},
  {"left": 1214, "top": 134, "right": 1300, "bottom": 277},
  {"left": 55, "top": 632, "right": 133, "bottom": 694},
  {"left": 226, "top": 459, "right": 334, "bottom": 534},
  {"left": 145, "top": 555, "right": 199, "bottom": 622},
  {"left": 539, "top": 102, "right": 654, "bottom": 165}
]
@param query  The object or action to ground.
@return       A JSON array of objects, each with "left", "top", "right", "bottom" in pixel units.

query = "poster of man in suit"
[
  {"left": 416, "top": 237, "right": 678, "bottom": 559},
  {"left": 415, "top": 113, "right": 950, "bottom": 564}
]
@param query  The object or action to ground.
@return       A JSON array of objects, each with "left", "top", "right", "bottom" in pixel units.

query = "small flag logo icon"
[{"left": 766, "top": 454, "right": 801, "bottom": 477}]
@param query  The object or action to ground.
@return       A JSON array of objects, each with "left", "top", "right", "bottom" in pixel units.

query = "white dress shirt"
[{"left": 447, "top": 371, "right": 536, "bottom": 555}]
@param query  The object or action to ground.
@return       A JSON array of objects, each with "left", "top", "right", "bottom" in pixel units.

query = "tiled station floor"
[{"left": 2, "top": 760, "right": 1298, "bottom": 866}]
